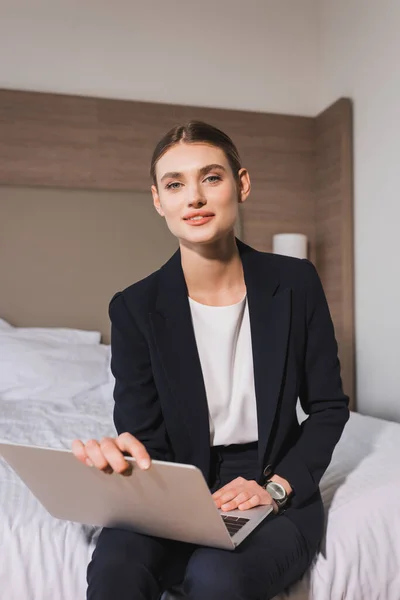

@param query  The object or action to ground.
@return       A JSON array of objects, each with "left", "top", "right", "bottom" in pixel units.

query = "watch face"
[{"left": 267, "top": 481, "right": 286, "bottom": 501}]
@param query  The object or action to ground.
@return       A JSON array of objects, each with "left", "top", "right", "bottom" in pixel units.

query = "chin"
[{"left": 178, "top": 226, "right": 234, "bottom": 247}]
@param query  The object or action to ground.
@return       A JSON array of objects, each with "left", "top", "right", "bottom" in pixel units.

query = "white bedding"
[
  {"left": 1, "top": 379, "right": 400, "bottom": 600},
  {"left": 275, "top": 410, "right": 400, "bottom": 600},
  {"left": 0, "top": 377, "right": 116, "bottom": 600}
]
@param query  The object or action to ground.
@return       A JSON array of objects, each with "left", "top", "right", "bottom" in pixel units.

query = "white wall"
[
  {"left": 318, "top": 0, "right": 400, "bottom": 421},
  {"left": 0, "top": 0, "right": 318, "bottom": 115}
]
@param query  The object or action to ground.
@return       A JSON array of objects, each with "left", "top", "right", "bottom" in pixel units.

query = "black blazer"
[{"left": 109, "top": 239, "right": 349, "bottom": 546}]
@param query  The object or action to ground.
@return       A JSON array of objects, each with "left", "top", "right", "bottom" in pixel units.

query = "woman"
[{"left": 72, "top": 121, "right": 350, "bottom": 600}]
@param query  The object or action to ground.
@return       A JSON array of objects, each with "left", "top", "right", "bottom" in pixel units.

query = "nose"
[{"left": 187, "top": 182, "right": 206, "bottom": 208}]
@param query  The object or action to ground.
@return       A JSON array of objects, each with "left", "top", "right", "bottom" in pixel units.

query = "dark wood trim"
[{"left": 315, "top": 98, "right": 355, "bottom": 408}]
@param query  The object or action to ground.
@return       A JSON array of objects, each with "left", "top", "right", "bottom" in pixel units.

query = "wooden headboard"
[{"left": 0, "top": 90, "right": 354, "bottom": 407}]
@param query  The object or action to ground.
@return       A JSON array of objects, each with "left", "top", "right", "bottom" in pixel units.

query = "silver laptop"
[{"left": 0, "top": 442, "right": 273, "bottom": 551}]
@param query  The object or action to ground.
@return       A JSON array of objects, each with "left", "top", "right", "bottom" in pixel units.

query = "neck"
[{"left": 180, "top": 235, "right": 245, "bottom": 304}]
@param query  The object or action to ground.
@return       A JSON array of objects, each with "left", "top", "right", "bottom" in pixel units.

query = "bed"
[{"left": 1, "top": 321, "right": 400, "bottom": 600}]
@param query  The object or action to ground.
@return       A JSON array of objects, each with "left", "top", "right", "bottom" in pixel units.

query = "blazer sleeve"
[
  {"left": 109, "top": 291, "right": 173, "bottom": 461},
  {"left": 274, "top": 260, "right": 350, "bottom": 506}
]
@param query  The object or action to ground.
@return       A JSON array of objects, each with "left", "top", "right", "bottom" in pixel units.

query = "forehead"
[{"left": 155, "top": 142, "right": 228, "bottom": 176}]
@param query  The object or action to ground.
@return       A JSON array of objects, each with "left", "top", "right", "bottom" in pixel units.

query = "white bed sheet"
[
  {"left": 275, "top": 410, "right": 400, "bottom": 600},
  {"left": 0, "top": 379, "right": 116, "bottom": 600},
  {"left": 1, "top": 385, "right": 400, "bottom": 600}
]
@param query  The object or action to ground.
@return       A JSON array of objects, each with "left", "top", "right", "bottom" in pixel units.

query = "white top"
[{"left": 188, "top": 294, "right": 258, "bottom": 446}]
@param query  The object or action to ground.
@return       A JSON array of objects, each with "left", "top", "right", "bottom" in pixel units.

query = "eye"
[
  {"left": 165, "top": 182, "right": 182, "bottom": 190},
  {"left": 204, "top": 175, "right": 221, "bottom": 184}
]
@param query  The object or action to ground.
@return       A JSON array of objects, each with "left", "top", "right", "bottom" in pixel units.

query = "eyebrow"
[{"left": 160, "top": 163, "right": 227, "bottom": 183}]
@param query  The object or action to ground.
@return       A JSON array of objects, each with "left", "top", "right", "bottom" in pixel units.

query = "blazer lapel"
[
  {"left": 239, "top": 241, "right": 292, "bottom": 470},
  {"left": 149, "top": 250, "right": 210, "bottom": 479},
  {"left": 149, "top": 241, "right": 292, "bottom": 479}
]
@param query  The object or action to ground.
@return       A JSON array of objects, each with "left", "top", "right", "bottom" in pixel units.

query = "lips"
[
  {"left": 183, "top": 211, "right": 215, "bottom": 221},
  {"left": 185, "top": 215, "right": 213, "bottom": 222},
  {"left": 183, "top": 212, "right": 215, "bottom": 226}
]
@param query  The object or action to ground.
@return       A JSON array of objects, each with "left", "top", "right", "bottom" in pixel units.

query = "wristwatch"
[{"left": 263, "top": 480, "right": 290, "bottom": 511}]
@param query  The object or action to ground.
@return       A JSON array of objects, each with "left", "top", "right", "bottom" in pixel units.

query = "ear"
[
  {"left": 151, "top": 185, "right": 165, "bottom": 217},
  {"left": 237, "top": 168, "right": 251, "bottom": 204}
]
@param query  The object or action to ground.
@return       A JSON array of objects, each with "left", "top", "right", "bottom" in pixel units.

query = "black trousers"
[{"left": 87, "top": 443, "right": 317, "bottom": 600}]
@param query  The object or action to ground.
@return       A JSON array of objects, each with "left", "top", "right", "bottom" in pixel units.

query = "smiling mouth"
[{"left": 183, "top": 214, "right": 215, "bottom": 221}]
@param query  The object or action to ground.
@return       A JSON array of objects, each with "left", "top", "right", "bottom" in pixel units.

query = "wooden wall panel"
[
  {"left": 0, "top": 88, "right": 318, "bottom": 256},
  {"left": 315, "top": 98, "right": 355, "bottom": 407},
  {"left": 0, "top": 89, "right": 317, "bottom": 258},
  {"left": 0, "top": 186, "right": 178, "bottom": 344},
  {"left": 0, "top": 90, "right": 314, "bottom": 196},
  {"left": 0, "top": 91, "right": 97, "bottom": 187}
]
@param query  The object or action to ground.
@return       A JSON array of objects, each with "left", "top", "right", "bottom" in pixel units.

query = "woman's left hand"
[{"left": 212, "top": 477, "right": 278, "bottom": 513}]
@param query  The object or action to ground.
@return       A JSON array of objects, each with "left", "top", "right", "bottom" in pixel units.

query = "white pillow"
[
  {"left": 0, "top": 318, "right": 101, "bottom": 345},
  {"left": 0, "top": 333, "right": 110, "bottom": 401},
  {"left": 0, "top": 318, "right": 13, "bottom": 331}
]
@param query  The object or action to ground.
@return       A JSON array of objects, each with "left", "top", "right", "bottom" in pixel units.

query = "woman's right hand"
[{"left": 71, "top": 432, "right": 151, "bottom": 475}]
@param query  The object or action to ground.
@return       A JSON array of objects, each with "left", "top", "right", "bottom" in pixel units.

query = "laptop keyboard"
[{"left": 221, "top": 515, "right": 250, "bottom": 537}]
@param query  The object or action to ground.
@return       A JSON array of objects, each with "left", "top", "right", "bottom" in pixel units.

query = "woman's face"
[{"left": 151, "top": 142, "right": 250, "bottom": 246}]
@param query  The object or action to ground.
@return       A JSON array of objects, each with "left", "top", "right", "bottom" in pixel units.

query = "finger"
[
  {"left": 215, "top": 488, "right": 240, "bottom": 509},
  {"left": 212, "top": 476, "right": 246, "bottom": 499},
  {"left": 238, "top": 494, "right": 261, "bottom": 511},
  {"left": 85, "top": 439, "right": 110, "bottom": 470},
  {"left": 212, "top": 486, "right": 228, "bottom": 499},
  {"left": 221, "top": 491, "right": 251, "bottom": 511},
  {"left": 99, "top": 437, "right": 133, "bottom": 475},
  {"left": 71, "top": 439, "right": 88, "bottom": 465},
  {"left": 212, "top": 485, "right": 230, "bottom": 500},
  {"left": 213, "top": 495, "right": 224, "bottom": 508},
  {"left": 71, "top": 439, "right": 114, "bottom": 474},
  {"left": 115, "top": 433, "right": 151, "bottom": 470}
]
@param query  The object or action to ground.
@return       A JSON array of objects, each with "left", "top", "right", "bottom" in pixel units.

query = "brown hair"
[{"left": 150, "top": 120, "right": 242, "bottom": 187}]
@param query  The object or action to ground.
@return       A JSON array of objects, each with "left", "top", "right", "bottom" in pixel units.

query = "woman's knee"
[
  {"left": 87, "top": 559, "right": 159, "bottom": 600},
  {"left": 86, "top": 527, "right": 169, "bottom": 600},
  {"left": 183, "top": 553, "right": 250, "bottom": 600}
]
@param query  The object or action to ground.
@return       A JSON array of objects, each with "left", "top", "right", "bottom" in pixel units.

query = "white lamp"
[{"left": 272, "top": 233, "right": 308, "bottom": 259}]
